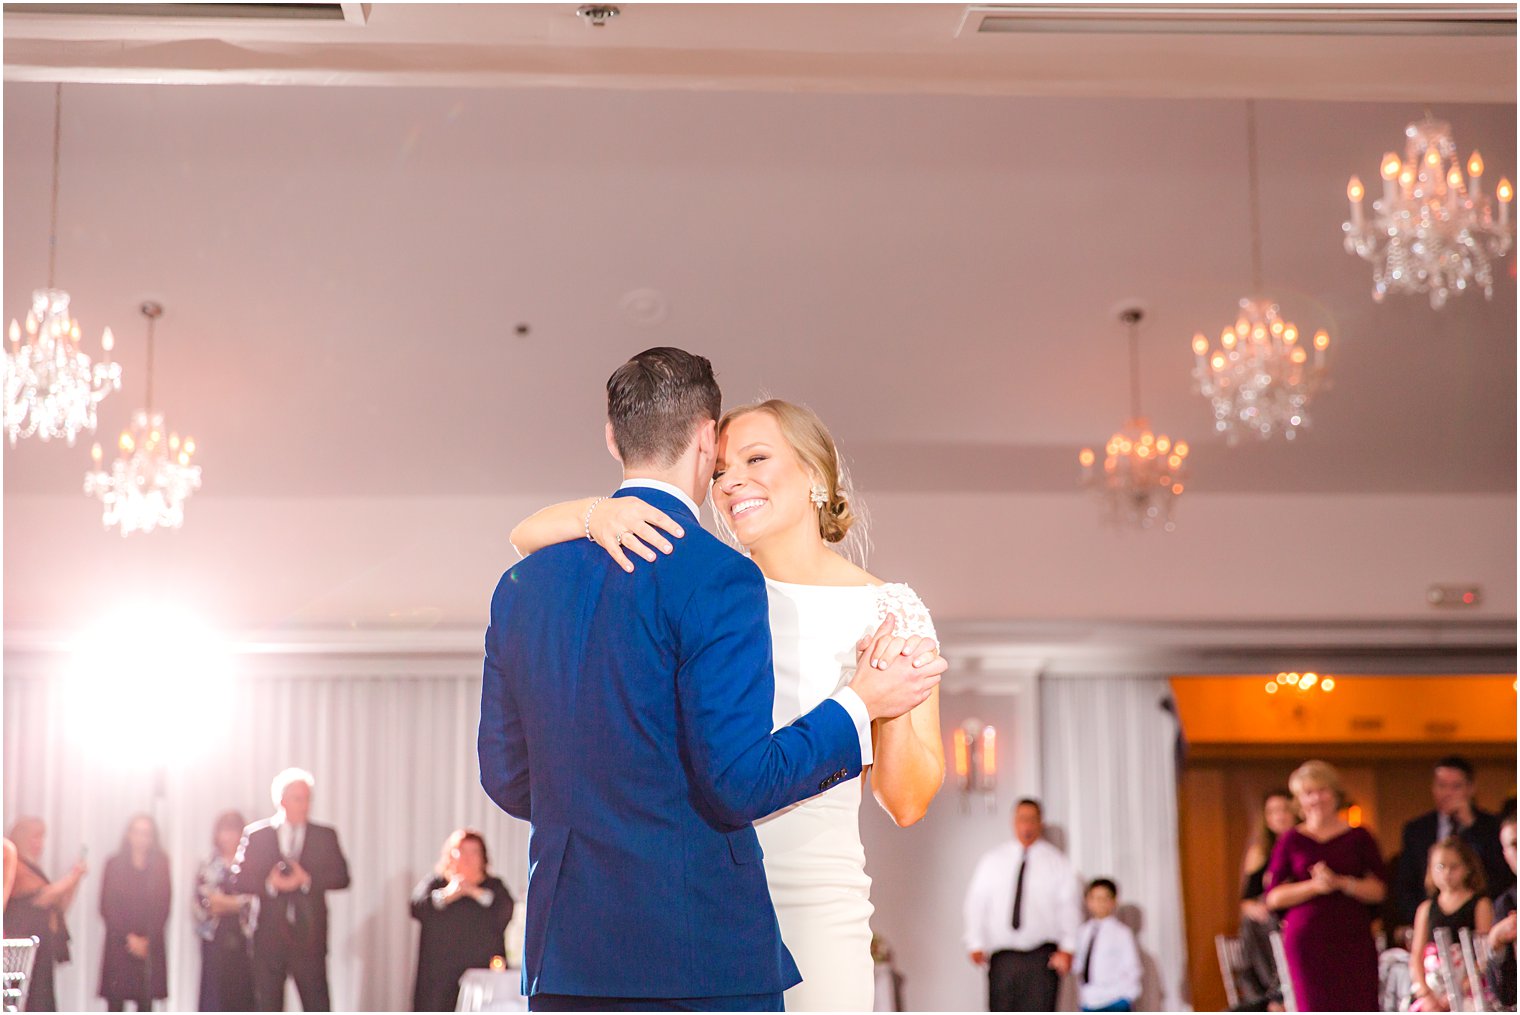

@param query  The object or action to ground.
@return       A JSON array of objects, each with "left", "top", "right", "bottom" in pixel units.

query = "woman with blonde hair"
[
  {"left": 1263, "top": 760, "right": 1387, "bottom": 1011},
  {"left": 509, "top": 397, "right": 944, "bottom": 1011}
]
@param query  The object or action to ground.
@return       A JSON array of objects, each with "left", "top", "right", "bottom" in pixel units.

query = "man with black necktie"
[
  {"left": 229, "top": 768, "right": 351, "bottom": 1011},
  {"left": 963, "top": 799, "right": 1082, "bottom": 1011}
]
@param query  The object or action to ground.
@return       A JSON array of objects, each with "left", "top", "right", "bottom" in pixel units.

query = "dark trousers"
[
  {"left": 106, "top": 1002, "right": 152, "bottom": 1012},
  {"left": 252, "top": 933, "right": 330, "bottom": 1012},
  {"left": 989, "top": 945, "right": 1060, "bottom": 1012},
  {"left": 529, "top": 993, "right": 783, "bottom": 1012}
]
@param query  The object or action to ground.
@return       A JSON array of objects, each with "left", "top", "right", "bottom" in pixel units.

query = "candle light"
[
  {"left": 980, "top": 726, "right": 997, "bottom": 785},
  {"left": 1191, "top": 333, "right": 1209, "bottom": 373},
  {"left": 1313, "top": 330, "right": 1329, "bottom": 368},
  {"left": 1347, "top": 175, "right": 1365, "bottom": 227},
  {"left": 952, "top": 728, "right": 969, "bottom": 787},
  {"left": 101, "top": 327, "right": 114, "bottom": 354},
  {"left": 1468, "top": 151, "right": 1484, "bottom": 200},
  {"left": 1498, "top": 178, "right": 1513, "bottom": 227},
  {"left": 1380, "top": 152, "right": 1401, "bottom": 206}
]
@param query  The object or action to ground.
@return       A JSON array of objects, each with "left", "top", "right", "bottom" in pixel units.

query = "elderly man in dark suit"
[
  {"left": 230, "top": 768, "right": 351, "bottom": 1011},
  {"left": 1395, "top": 755, "right": 1513, "bottom": 927}
]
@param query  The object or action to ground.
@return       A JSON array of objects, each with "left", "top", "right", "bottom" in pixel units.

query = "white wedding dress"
[{"left": 755, "top": 579, "right": 937, "bottom": 1012}]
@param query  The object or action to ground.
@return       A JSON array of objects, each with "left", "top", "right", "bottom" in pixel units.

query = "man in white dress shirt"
[{"left": 963, "top": 798, "right": 1082, "bottom": 1011}]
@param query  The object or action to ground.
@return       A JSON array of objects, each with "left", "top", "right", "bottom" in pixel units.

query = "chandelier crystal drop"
[
  {"left": 4, "top": 85, "right": 120, "bottom": 445},
  {"left": 1080, "top": 308, "right": 1191, "bottom": 532},
  {"left": 1343, "top": 117, "right": 1513, "bottom": 309},
  {"left": 1191, "top": 100, "right": 1332, "bottom": 444},
  {"left": 84, "top": 303, "right": 201, "bottom": 536},
  {"left": 1190, "top": 299, "right": 1330, "bottom": 444}
]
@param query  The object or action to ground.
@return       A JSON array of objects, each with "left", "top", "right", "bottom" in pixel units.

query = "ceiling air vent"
[
  {"left": 3, "top": 3, "right": 369, "bottom": 23},
  {"left": 957, "top": 4, "right": 1516, "bottom": 38}
]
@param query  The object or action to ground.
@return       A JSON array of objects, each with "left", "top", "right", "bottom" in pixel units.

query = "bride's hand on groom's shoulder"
[
  {"left": 588, "top": 496, "right": 685, "bottom": 573},
  {"left": 849, "top": 616, "right": 948, "bottom": 722}
]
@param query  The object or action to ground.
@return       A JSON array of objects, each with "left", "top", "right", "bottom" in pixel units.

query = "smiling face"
[
  {"left": 451, "top": 836, "right": 486, "bottom": 880},
  {"left": 1264, "top": 794, "right": 1297, "bottom": 836},
  {"left": 1293, "top": 779, "right": 1339, "bottom": 823},
  {"left": 1432, "top": 765, "right": 1475, "bottom": 817},
  {"left": 711, "top": 410, "right": 820, "bottom": 549}
]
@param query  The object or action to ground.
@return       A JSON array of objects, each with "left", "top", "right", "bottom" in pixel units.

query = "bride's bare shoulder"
[{"left": 820, "top": 554, "right": 882, "bottom": 587}]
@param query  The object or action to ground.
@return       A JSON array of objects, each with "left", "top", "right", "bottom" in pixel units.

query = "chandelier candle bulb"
[
  {"left": 1469, "top": 152, "right": 1484, "bottom": 199},
  {"left": 1347, "top": 176, "right": 1365, "bottom": 227},
  {"left": 1499, "top": 178, "right": 1513, "bottom": 227}
]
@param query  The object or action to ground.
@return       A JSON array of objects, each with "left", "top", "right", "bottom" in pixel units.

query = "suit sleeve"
[
  {"left": 478, "top": 575, "right": 532, "bottom": 821},
  {"left": 227, "top": 828, "right": 273, "bottom": 897},
  {"left": 673, "top": 555, "right": 860, "bottom": 828},
  {"left": 308, "top": 827, "right": 350, "bottom": 892},
  {"left": 1396, "top": 821, "right": 1427, "bottom": 924}
]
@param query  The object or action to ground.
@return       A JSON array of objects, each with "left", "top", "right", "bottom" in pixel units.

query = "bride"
[{"left": 510, "top": 398, "right": 945, "bottom": 1011}]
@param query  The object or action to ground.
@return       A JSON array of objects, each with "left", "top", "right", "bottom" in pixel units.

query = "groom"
[{"left": 479, "top": 347, "right": 945, "bottom": 1012}]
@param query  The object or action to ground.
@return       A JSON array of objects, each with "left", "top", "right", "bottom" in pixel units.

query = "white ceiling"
[{"left": 1, "top": 6, "right": 1515, "bottom": 501}]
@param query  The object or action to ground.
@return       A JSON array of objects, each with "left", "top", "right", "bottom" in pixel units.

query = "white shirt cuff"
[
  {"left": 431, "top": 888, "right": 449, "bottom": 910},
  {"left": 830, "top": 687, "right": 873, "bottom": 767},
  {"left": 476, "top": 888, "right": 495, "bottom": 908}
]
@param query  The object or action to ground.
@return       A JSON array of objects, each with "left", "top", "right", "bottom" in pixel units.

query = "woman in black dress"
[
  {"left": 411, "top": 829, "right": 514, "bottom": 1012},
  {"left": 98, "top": 814, "right": 171, "bottom": 1012},
  {"left": 1238, "top": 788, "right": 1297, "bottom": 1009},
  {"left": 4, "top": 816, "right": 87, "bottom": 1012}
]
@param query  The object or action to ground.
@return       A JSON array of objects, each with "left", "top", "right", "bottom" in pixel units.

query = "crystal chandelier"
[
  {"left": 1343, "top": 116, "right": 1513, "bottom": 309},
  {"left": 85, "top": 303, "right": 201, "bottom": 536},
  {"left": 1191, "top": 101, "right": 1331, "bottom": 444},
  {"left": 4, "top": 84, "right": 121, "bottom": 446},
  {"left": 1080, "top": 307, "right": 1190, "bottom": 531}
]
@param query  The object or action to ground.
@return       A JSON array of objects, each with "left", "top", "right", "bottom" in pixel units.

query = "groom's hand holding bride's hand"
[{"left": 848, "top": 615, "right": 947, "bottom": 721}]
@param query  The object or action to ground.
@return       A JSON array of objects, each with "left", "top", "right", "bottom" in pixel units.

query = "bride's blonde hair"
[{"left": 715, "top": 399, "right": 870, "bottom": 564}]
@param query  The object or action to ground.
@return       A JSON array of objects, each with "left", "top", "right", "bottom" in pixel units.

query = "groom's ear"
[{"left": 605, "top": 422, "right": 623, "bottom": 464}]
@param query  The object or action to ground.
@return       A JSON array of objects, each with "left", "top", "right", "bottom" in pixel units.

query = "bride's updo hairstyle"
[{"left": 717, "top": 399, "right": 860, "bottom": 545}]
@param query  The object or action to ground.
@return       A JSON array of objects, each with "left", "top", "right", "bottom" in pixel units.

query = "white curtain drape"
[
  {"left": 3, "top": 660, "right": 530, "bottom": 1012},
  {"left": 1041, "top": 676, "right": 1188, "bottom": 1011}
]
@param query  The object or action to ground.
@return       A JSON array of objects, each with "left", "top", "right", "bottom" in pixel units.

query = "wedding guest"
[
  {"left": 410, "top": 829, "right": 514, "bottom": 1012},
  {"left": 1408, "top": 836, "right": 1492, "bottom": 1010},
  {"left": 1237, "top": 788, "right": 1295, "bottom": 1010},
  {"left": 194, "top": 810, "right": 256, "bottom": 1012},
  {"left": 1487, "top": 811, "right": 1517, "bottom": 1008},
  {"left": 3, "top": 836, "right": 16, "bottom": 907},
  {"left": 4, "top": 816, "right": 86, "bottom": 1012},
  {"left": 964, "top": 799, "right": 1082, "bottom": 1012},
  {"left": 99, "top": 814, "right": 172, "bottom": 1012},
  {"left": 229, "top": 768, "right": 351, "bottom": 1011},
  {"left": 1074, "top": 879, "right": 1141, "bottom": 1013},
  {"left": 1264, "top": 760, "right": 1386, "bottom": 1012},
  {"left": 1396, "top": 756, "right": 1511, "bottom": 926}
]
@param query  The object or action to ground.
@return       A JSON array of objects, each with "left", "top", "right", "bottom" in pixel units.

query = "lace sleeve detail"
[{"left": 874, "top": 583, "right": 937, "bottom": 641}]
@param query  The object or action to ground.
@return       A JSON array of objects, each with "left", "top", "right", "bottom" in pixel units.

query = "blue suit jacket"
[{"left": 478, "top": 487, "right": 863, "bottom": 999}]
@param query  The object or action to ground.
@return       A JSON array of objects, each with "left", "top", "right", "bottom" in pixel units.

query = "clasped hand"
[
  {"left": 125, "top": 933, "right": 150, "bottom": 960},
  {"left": 269, "top": 861, "right": 311, "bottom": 893},
  {"left": 1309, "top": 861, "right": 1346, "bottom": 895},
  {"left": 848, "top": 615, "right": 947, "bottom": 721}
]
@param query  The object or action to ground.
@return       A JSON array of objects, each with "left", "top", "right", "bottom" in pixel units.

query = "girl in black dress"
[
  {"left": 98, "top": 814, "right": 171, "bottom": 1012},
  {"left": 410, "top": 829, "right": 514, "bottom": 1012},
  {"left": 1410, "top": 835, "right": 1494, "bottom": 1010}
]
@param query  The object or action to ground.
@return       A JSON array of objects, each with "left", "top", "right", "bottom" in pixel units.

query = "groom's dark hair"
[{"left": 606, "top": 347, "right": 722, "bottom": 468}]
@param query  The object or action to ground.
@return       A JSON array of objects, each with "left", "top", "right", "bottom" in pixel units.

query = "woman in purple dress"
[{"left": 1265, "top": 760, "right": 1388, "bottom": 1012}]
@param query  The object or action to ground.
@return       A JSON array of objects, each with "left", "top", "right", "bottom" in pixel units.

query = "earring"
[{"left": 809, "top": 483, "right": 828, "bottom": 509}]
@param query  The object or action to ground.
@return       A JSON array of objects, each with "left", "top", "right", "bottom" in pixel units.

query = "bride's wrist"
[{"left": 584, "top": 497, "right": 608, "bottom": 542}]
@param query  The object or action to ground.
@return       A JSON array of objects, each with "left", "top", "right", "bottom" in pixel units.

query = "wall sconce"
[{"left": 952, "top": 719, "right": 997, "bottom": 812}]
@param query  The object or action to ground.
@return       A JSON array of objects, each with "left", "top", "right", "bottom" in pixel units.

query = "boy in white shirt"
[{"left": 1075, "top": 878, "right": 1143, "bottom": 1012}]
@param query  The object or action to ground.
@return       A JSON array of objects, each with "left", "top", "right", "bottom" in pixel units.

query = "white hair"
[{"left": 270, "top": 767, "right": 316, "bottom": 807}]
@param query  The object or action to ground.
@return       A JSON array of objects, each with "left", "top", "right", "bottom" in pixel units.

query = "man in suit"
[
  {"left": 478, "top": 347, "right": 945, "bottom": 1012},
  {"left": 230, "top": 767, "right": 351, "bottom": 1011},
  {"left": 1395, "top": 755, "right": 1513, "bottom": 927}
]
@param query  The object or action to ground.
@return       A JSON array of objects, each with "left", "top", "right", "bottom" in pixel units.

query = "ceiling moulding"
[
  {"left": 3, "top": 2, "right": 370, "bottom": 24},
  {"left": 958, "top": 3, "right": 1517, "bottom": 37}
]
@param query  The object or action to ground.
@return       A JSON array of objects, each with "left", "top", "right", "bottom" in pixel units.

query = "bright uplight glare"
[{"left": 68, "top": 606, "right": 233, "bottom": 767}]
